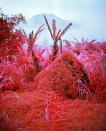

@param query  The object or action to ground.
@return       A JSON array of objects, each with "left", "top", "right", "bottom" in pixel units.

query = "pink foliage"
[
  {"left": 64, "top": 40, "right": 106, "bottom": 100},
  {"left": 0, "top": 13, "right": 106, "bottom": 101},
  {"left": 0, "top": 13, "right": 26, "bottom": 59},
  {"left": 34, "top": 51, "right": 90, "bottom": 99}
]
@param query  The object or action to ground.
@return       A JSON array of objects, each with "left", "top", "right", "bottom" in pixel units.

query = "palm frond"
[
  {"left": 59, "top": 22, "right": 72, "bottom": 38},
  {"left": 44, "top": 15, "right": 53, "bottom": 38}
]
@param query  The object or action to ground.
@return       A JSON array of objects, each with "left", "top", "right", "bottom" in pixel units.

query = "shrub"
[
  {"left": 34, "top": 51, "right": 90, "bottom": 99},
  {"left": 0, "top": 13, "right": 26, "bottom": 59}
]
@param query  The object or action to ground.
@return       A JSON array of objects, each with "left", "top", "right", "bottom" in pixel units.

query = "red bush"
[
  {"left": 0, "top": 13, "right": 26, "bottom": 59},
  {"left": 0, "top": 60, "right": 26, "bottom": 91},
  {"left": 34, "top": 51, "right": 90, "bottom": 99},
  {"left": 70, "top": 41, "right": 106, "bottom": 100}
]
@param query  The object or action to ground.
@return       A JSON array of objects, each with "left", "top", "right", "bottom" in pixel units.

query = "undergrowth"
[{"left": 0, "top": 13, "right": 106, "bottom": 101}]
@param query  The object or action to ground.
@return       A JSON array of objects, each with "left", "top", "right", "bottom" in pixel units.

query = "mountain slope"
[
  {"left": 17, "top": 14, "right": 82, "bottom": 47},
  {"left": 17, "top": 13, "right": 105, "bottom": 46}
]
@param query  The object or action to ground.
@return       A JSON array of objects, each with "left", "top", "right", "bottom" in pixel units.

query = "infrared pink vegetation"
[{"left": 0, "top": 13, "right": 106, "bottom": 131}]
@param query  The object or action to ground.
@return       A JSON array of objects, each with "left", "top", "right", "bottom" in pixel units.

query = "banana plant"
[
  {"left": 27, "top": 25, "right": 44, "bottom": 72},
  {"left": 44, "top": 15, "right": 72, "bottom": 61}
]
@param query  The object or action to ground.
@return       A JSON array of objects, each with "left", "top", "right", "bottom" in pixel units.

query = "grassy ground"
[{"left": 0, "top": 89, "right": 106, "bottom": 131}]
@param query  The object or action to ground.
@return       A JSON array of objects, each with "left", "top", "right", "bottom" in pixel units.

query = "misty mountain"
[
  {"left": 17, "top": 13, "right": 104, "bottom": 47},
  {"left": 17, "top": 13, "right": 82, "bottom": 47},
  {"left": 18, "top": 13, "right": 81, "bottom": 32}
]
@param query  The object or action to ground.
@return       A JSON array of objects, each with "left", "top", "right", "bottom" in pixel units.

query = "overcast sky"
[
  {"left": 0, "top": 0, "right": 105, "bottom": 19},
  {"left": 0, "top": 0, "right": 106, "bottom": 41}
]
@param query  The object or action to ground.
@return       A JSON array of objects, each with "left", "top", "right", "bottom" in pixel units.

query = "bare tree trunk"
[
  {"left": 50, "top": 40, "right": 58, "bottom": 61},
  {"left": 32, "top": 51, "right": 40, "bottom": 73},
  {"left": 60, "top": 38, "right": 62, "bottom": 53}
]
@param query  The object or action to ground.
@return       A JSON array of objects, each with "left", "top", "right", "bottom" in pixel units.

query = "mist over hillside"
[{"left": 17, "top": 13, "right": 105, "bottom": 47}]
